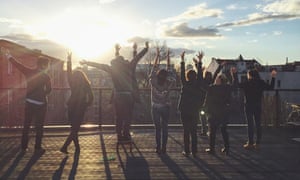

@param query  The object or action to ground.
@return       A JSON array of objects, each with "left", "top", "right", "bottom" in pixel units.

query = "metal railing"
[{"left": 1, "top": 88, "right": 300, "bottom": 127}]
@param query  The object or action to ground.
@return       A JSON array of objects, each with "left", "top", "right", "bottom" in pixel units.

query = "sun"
[{"left": 29, "top": 8, "right": 134, "bottom": 60}]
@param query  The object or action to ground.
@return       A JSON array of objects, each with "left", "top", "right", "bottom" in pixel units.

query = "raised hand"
[
  {"left": 181, "top": 51, "right": 185, "bottom": 62},
  {"left": 115, "top": 43, "right": 121, "bottom": 56},
  {"left": 145, "top": 41, "right": 149, "bottom": 49},
  {"left": 196, "top": 51, "right": 204, "bottom": 62},
  {"left": 67, "top": 51, "right": 72, "bottom": 62}
]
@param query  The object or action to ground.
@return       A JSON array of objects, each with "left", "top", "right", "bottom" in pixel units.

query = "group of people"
[{"left": 1, "top": 42, "right": 276, "bottom": 157}]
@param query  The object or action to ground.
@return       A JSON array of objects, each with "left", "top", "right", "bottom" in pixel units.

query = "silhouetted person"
[
  {"left": 80, "top": 42, "right": 149, "bottom": 142},
  {"left": 231, "top": 67, "right": 276, "bottom": 150},
  {"left": 60, "top": 52, "right": 94, "bottom": 154},
  {"left": 149, "top": 48, "right": 175, "bottom": 154},
  {"left": 178, "top": 51, "right": 205, "bottom": 157},
  {"left": 203, "top": 74, "right": 231, "bottom": 155},
  {"left": 3, "top": 48, "right": 51, "bottom": 153}
]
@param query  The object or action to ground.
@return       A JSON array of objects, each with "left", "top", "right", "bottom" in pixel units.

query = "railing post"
[
  {"left": 275, "top": 90, "right": 280, "bottom": 128},
  {"left": 98, "top": 88, "right": 102, "bottom": 130}
]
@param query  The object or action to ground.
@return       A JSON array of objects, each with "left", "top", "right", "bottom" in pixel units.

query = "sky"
[{"left": 0, "top": 0, "right": 300, "bottom": 66}]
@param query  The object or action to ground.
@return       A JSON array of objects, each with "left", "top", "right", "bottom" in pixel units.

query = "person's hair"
[
  {"left": 72, "top": 70, "right": 91, "bottom": 87},
  {"left": 37, "top": 56, "right": 49, "bottom": 67},
  {"left": 248, "top": 69, "right": 261, "bottom": 80},
  {"left": 157, "top": 69, "right": 168, "bottom": 82},
  {"left": 217, "top": 74, "right": 228, "bottom": 84},
  {"left": 186, "top": 70, "right": 197, "bottom": 81},
  {"left": 204, "top": 71, "right": 213, "bottom": 83}
]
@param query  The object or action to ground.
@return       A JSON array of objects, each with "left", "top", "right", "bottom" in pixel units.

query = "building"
[{"left": 0, "top": 39, "right": 66, "bottom": 126}]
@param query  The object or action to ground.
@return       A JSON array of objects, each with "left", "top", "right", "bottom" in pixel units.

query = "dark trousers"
[
  {"left": 181, "top": 111, "right": 198, "bottom": 153},
  {"left": 245, "top": 103, "right": 262, "bottom": 144},
  {"left": 152, "top": 105, "right": 170, "bottom": 150},
  {"left": 208, "top": 117, "right": 229, "bottom": 150},
  {"left": 62, "top": 106, "right": 86, "bottom": 150},
  {"left": 114, "top": 93, "right": 134, "bottom": 137},
  {"left": 21, "top": 102, "right": 47, "bottom": 150}
]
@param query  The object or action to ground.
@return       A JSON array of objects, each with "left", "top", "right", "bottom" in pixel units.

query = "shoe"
[
  {"left": 254, "top": 143, "right": 260, "bottom": 150},
  {"left": 192, "top": 152, "right": 197, "bottom": 158},
  {"left": 221, "top": 148, "right": 229, "bottom": 155},
  {"left": 34, "top": 148, "right": 46, "bottom": 154},
  {"left": 155, "top": 148, "right": 161, "bottom": 154},
  {"left": 205, "top": 148, "right": 215, "bottom": 154},
  {"left": 60, "top": 147, "right": 68, "bottom": 154},
  {"left": 182, "top": 151, "right": 190, "bottom": 157},
  {"left": 161, "top": 147, "right": 166, "bottom": 154},
  {"left": 243, "top": 143, "right": 255, "bottom": 150}
]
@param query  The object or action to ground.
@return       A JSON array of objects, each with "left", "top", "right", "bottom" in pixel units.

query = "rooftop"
[{"left": 0, "top": 126, "right": 300, "bottom": 179}]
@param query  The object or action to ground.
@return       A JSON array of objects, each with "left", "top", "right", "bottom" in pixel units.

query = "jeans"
[
  {"left": 114, "top": 93, "right": 134, "bottom": 137},
  {"left": 181, "top": 111, "right": 198, "bottom": 153},
  {"left": 245, "top": 103, "right": 262, "bottom": 144},
  {"left": 208, "top": 117, "right": 229, "bottom": 150},
  {"left": 22, "top": 102, "right": 47, "bottom": 150},
  {"left": 152, "top": 105, "right": 170, "bottom": 150}
]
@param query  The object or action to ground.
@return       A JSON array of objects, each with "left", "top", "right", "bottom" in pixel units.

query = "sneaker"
[
  {"left": 205, "top": 148, "right": 215, "bottom": 154},
  {"left": 243, "top": 143, "right": 255, "bottom": 150},
  {"left": 254, "top": 143, "right": 260, "bottom": 150},
  {"left": 155, "top": 148, "right": 161, "bottom": 154},
  {"left": 182, "top": 151, "right": 190, "bottom": 157},
  {"left": 161, "top": 147, "right": 166, "bottom": 154},
  {"left": 221, "top": 148, "right": 229, "bottom": 155}
]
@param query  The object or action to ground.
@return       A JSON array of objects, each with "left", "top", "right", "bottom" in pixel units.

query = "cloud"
[
  {"left": 163, "top": 23, "right": 221, "bottom": 38},
  {"left": 127, "top": 36, "right": 150, "bottom": 44},
  {"left": 273, "top": 31, "right": 282, "bottom": 35},
  {"left": 218, "top": 0, "right": 300, "bottom": 28},
  {"left": 98, "top": 0, "right": 115, "bottom": 4},
  {"left": 0, "top": 34, "right": 67, "bottom": 60},
  {"left": 0, "top": 17, "right": 22, "bottom": 24},
  {"left": 226, "top": 4, "right": 248, "bottom": 10},
  {"left": 161, "top": 3, "right": 222, "bottom": 23}
]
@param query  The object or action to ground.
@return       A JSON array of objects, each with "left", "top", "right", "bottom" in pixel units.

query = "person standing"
[
  {"left": 149, "top": 48, "right": 174, "bottom": 154},
  {"left": 231, "top": 68, "right": 277, "bottom": 150},
  {"left": 80, "top": 42, "right": 149, "bottom": 142},
  {"left": 203, "top": 74, "right": 232, "bottom": 155},
  {"left": 3, "top": 48, "right": 51, "bottom": 153},
  {"left": 178, "top": 51, "right": 205, "bottom": 157},
  {"left": 60, "top": 52, "right": 94, "bottom": 154}
]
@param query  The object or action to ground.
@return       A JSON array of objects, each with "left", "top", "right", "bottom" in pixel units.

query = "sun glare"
[{"left": 28, "top": 8, "right": 134, "bottom": 59}]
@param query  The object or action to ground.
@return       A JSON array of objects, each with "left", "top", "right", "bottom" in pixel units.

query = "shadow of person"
[
  {"left": 68, "top": 150, "right": 80, "bottom": 180},
  {"left": 159, "top": 154, "right": 189, "bottom": 180},
  {"left": 17, "top": 150, "right": 45, "bottom": 179},
  {"left": 117, "top": 143, "right": 150, "bottom": 180},
  {"left": 0, "top": 151, "right": 26, "bottom": 179},
  {"left": 52, "top": 156, "right": 68, "bottom": 180}
]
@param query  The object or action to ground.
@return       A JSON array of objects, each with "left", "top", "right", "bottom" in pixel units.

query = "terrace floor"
[{"left": 0, "top": 125, "right": 300, "bottom": 180}]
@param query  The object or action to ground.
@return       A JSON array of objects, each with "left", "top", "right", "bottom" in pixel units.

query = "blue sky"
[{"left": 0, "top": 0, "right": 299, "bottom": 66}]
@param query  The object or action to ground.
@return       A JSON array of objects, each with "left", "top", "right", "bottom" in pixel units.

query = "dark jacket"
[
  {"left": 204, "top": 84, "right": 231, "bottom": 120},
  {"left": 236, "top": 78, "right": 275, "bottom": 106},
  {"left": 8, "top": 57, "right": 51, "bottom": 103},
  {"left": 178, "top": 61, "right": 206, "bottom": 112}
]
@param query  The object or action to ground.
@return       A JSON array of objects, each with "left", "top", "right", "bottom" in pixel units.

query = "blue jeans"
[
  {"left": 245, "top": 103, "right": 262, "bottom": 145},
  {"left": 152, "top": 105, "right": 170, "bottom": 150}
]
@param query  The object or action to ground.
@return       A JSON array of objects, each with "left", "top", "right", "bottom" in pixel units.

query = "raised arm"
[
  {"left": 180, "top": 51, "right": 187, "bottom": 84},
  {"left": 80, "top": 60, "right": 111, "bottom": 74},
  {"left": 2, "top": 48, "right": 31, "bottom": 74},
  {"left": 193, "top": 51, "right": 204, "bottom": 82},
  {"left": 130, "top": 41, "right": 149, "bottom": 67},
  {"left": 66, "top": 52, "right": 73, "bottom": 86},
  {"left": 149, "top": 47, "right": 160, "bottom": 77}
]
